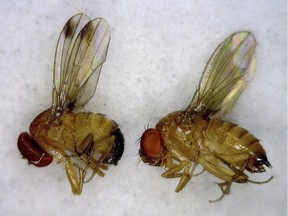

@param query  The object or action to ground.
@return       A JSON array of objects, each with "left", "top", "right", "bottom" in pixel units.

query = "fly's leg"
[
  {"left": 83, "top": 153, "right": 110, "bottom": 183},
  {"left": 210, "top": 181, "right": 232, "bottom": 203},
  {"left": 210, "top": 169, "right": 245, "bottom": 203},
  {"left": 76, "top": 134, "right": 107, "bottom": 175},
  {"left": 86, "top": 135, "right": 114, "bottom": 171},
  {"left": 210, "top": 156, "right": 273, "bottom": 202},
  {"left": 248, "top": 176, "right": 273, "bottom": 184},
  {"left": 213, "top": 168, "right": 272, "bottom": 196},
  {"left": 215, "top": 154, "right": 249, "bottom": 182},
  {"left": 162, "top": 158, "right": 203, "bottom": 178},
  {"left": 214, "top": 155, "right": 272, "bottom": 184},
  {"left": 76, "top": 134, "right": 115, "bottom": 182},
  {"left": 209, "top": 156, "right": 249, "bottom": 202},
  {"left": 64, "top": 161, "right": 86, "bottom": 195},
  {"left": 39, "top": 143, "right": 85, "bottom": 195},
  {"left": 194, "top": 168, "right": 205, "bottom": 177},
  {"left": 161, "top": 154, "right": 174, "bottom": 171},
  {"left": 162, "top": 160, "right": 187, "bottom": 178},
  {"left": 162, "top": 160, "right": 198, "bottom": 192},
  {"left": 175, "top": 162, "right": 199, "bottom": 192},
  {"left": 82, "top": 149, "right": 111, "bottom": 183}
]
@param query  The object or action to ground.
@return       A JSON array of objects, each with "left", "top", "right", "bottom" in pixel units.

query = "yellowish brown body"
[
  {"left": 29, "top": 110, "right": 120, "bottom": 194},
  {"left": 17, "top": 14, "right": 124, "bottom": 195},
  {"left": 156, "top": 111, "right": 269, "bottom": 187},
  {"left": 30, "top": 111, "right": 118, "bottom": 154},
  {"left": 139, "top": 32, "right": 272, "bottom": 201}
]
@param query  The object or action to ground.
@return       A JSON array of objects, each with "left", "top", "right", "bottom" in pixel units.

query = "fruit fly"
[
  {"left": 139, "top": 32, "right": 272, "bottom": 202},
  {"left": 18, "top": 13, "right": 124, "bottom": 195}
]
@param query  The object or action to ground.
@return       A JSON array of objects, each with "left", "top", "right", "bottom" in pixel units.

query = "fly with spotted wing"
[
  {"left": 18, "top": 14, "right": 124, "bottom": 195},
  {"left": 139, "top": 32, "right": 272, "bottom": 202}
]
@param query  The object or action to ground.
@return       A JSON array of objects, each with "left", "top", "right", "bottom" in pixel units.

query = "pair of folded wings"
[{"left": 52, "top": 13, "right": 110, "bottom": 111}]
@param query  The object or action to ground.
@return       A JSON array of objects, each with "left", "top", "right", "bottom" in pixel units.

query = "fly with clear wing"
[
  {"left": 18, "top": 14, "right": 124, "bottom": 195},
  {"left": 17, "top": 14, "right": 271, "bottom": 200},
  {"left": 139, "top": 32, "right": 272, "bottom": 202}
]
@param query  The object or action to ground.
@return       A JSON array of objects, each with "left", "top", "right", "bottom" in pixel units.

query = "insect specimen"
[
  {"left": 18, "top": 13, "right": 124, "bottom": 195},
  {"left": 139, "top": 32, "right": 272, "bottom": 202}
]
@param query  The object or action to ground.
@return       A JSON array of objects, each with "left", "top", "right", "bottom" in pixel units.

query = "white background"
[{"left": 0, "top": 1, "right": 286, "bottom": 215}]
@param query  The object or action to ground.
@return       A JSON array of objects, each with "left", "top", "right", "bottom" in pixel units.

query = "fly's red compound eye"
[
  {"left": 18, "top": 132, "right": 53, "bottom": 167},
  {"left": 140, "top": 128, "right": 163, "bottom": 158}
]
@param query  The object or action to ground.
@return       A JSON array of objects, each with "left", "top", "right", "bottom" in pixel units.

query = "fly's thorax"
[
  {"left": 29, "top": 110, "right": 53, "bottom": 137},
  {"left": 28, "top": 109, "right": 76, "bottom": 153},
  {"left": 36, "top": 111, "right": 76, "bottom": 151},
  {"left": 156, "top": 111, "right": 208, "bottom": 162},
  {"left": 205, "top": 118, "right": 271, "bottom": 172}
]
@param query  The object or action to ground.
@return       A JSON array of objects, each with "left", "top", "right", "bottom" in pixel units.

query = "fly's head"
[
  {"left": 18, "top": 132, "right": 53, "bottom": 167},
  {"left": 18, "top": 110, "right": 53, "bottom": 167},
  {"left": 140, "top": 128, "right": 166, "bottom": 166}
]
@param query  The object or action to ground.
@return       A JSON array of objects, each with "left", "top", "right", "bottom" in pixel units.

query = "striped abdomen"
[
  {"left": 205, "top": 118, "right": 271, "bottom": 173},
  {"left": 30, "top": 111, "right": 124, "bottom": 165}
]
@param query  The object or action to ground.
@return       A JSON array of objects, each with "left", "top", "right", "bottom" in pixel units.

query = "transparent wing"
[
  {"left": 53, "top": 14, "right": 90, "bottom": 109},
  {"left": 52, "top": 14, "right": 111, "bottom": 111},
  {"left": 186, "top": 32, "right": 256, "bottom": 118}
]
